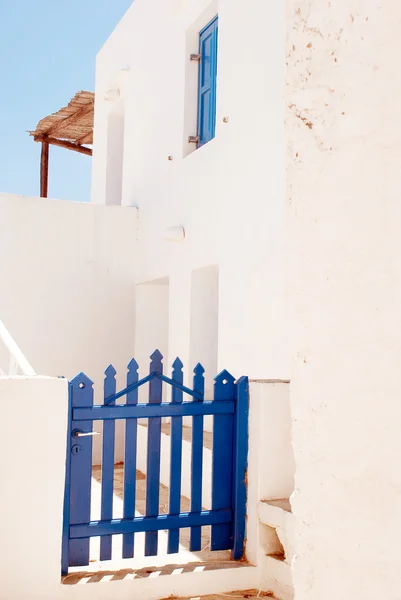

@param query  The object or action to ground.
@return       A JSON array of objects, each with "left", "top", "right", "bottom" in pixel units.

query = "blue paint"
[
  {"left": 145, "top": 350, "right": 163, "bottom": 556},
  {"left": 72, "top": 400, "right": 235, "bottom": 421},
  {"left": 100, "top": 365, "right": 116, "bottom": 561},
  {"left": 167, "top": 358, "right": 184, "bottom": 554},
  {"left": 70, "top": 509, "right": 233, "bottom": 539},
  {"left": 232, "top": 376, "right": 249, "bottom": 560},
  {"left": 123, "top": 358, "right": 139, "bottom": 558},
  {"left": 64, "top": 352, "right": 249, "bottom": 573},
  {"left": 61, "top": 382, "right": 74, "bottom": 575},
  {"left": 190, "top": 363, "right": 205, "bottom": 551},
  {"left": 197, "top": 16, "right": 218, "bottom": 146},
  {"left": 211, "top": 370, "right": 235, "bottom": 551},
  {"left": 104, "top": 372, "right": 203, "bottom": 405},
  {"left": 104, "top": 372, "right": 155, "bottom": 405},
  {"left": 68, "top": 373, "right": 94, "bottom": 567}
]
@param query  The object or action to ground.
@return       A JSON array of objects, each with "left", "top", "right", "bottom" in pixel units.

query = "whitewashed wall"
[
  {"left": 285, "top": 1, "right": 401, "bottom": 599},
  {"left": 246, "top": 380, "right": 294, "bottom": 567},
  {"left": 0, "top": 193, "right": 137, "bottom": 384},
  {"left": 91, "top": 0, "right": 289, "bottom": 381},
  {"left": 0, "top": 377, "right": 69, "bottom": 600},
  {"left": 0, "top": 193, "right": 138, "bottom": 461}
]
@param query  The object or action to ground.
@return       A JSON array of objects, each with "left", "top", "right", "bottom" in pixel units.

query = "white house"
[
  {"left": 0, "top": 1, "right": 400, "bottom": 600},
  {"left": 91, "top": 0, "right": 289, "bottom": 393}
]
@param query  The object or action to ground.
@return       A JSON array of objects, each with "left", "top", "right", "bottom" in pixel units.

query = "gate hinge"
[
  {"left": 188, "top": 135, "right": 200, "bottom": 144},
  {"left": 190, "top": 53, "right": 202, "bottom": 62}
]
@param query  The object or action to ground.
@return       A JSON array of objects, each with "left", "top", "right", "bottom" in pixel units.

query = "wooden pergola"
[{"left": 29, "top": 91, "right": 94, "bottom": 198}]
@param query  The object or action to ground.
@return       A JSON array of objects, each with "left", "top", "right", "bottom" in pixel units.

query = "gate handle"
[{"left": 73, "top": 430, "right": 100, "bottom": 438}]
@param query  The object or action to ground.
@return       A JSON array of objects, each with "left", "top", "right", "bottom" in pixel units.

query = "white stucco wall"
[
  {"left": 285, "top": 1, "right": 401, "bottom": 599},
  {"left": 0, "top": 376, "right": 69, "bottom": 600},
  {"left": 0, "top": 193, "right": 137, "bottom": 385},
  {"left": 0, "top": 193, "right": 138, "bottom": 461},
  {"left": 91, "top": 0, "right": 289, "bottom": 381},
  {"left": 246, "top": 380, "right": 294, "bottom": 569}
]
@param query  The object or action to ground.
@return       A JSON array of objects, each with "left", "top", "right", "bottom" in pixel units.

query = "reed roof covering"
[{"left": 29, "top": 90, "right": 94, "bottom": 149}]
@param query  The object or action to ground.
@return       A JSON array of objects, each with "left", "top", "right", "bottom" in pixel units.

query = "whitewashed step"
[
  {"left": 260, "top": 555, "right": 294, "bottom": 600},
  {"left": 257, "top": 499, "right": 294, "bottom": 600},
  {"left": 258, "top": 499, "right": 295, "bottom": 564}
]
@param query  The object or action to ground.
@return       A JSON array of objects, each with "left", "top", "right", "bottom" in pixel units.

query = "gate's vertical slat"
[
  {"left": 123, "top": 358, "right": 139, "bottom": 558},
  {"left": 69, "top": 373, "right": 94, "bottom": 567},
  {"left": 167, "top": 358, "right": 184, "bottom": 554},
  {"left": 61, "top": 381, "right": 73, "bottom": 576},
  {"left": 145, "top": 350, "right": 163, "bottom": 556},
  {"left": 211, "top": 370, "right": 235, "bottom": 550},
  {"left": 232, "top": 376, "right": 249, "bottom": 559},
  {"left": 100, "top": 365, "right": 117, "bottom": 561},
  {"left": 190, "top": 363, "right": 205, "bottom": 551}
]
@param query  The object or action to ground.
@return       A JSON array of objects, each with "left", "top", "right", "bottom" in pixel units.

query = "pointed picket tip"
[
  {"left": 236, "top": 375, "right": 248, "bottom": 385},
  {"left": 70, "top": 372, "right": 94, "bottom": 388},
  {"left": 172, "top": 357, "right": 183, "bottom": 370},
  {"left": 127, "top": 357, "right": 139, "bottom": 372},
  {"left": 193, "top": 362, "right": 205, "bottom": 375},
  {"left": 150, "top": 349, "right": 163, "bottom": 362},
  {"left": 214, "top": 369, "right": 235, "bottom": 384},
  {"left": 104, "top": 364, "right": 117, "bottom": 378}
]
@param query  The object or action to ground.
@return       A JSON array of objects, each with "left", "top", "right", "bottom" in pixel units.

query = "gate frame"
[{"left": 61, "top": 353, "right": 249, "bottom": 575}]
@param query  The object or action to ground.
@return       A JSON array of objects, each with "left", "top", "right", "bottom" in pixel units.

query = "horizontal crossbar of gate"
[
  {"left": 104, "top": 372, "right": 203, "bottom": 405},
  {"left": 70, "top": 509, "right": 232, "bottom": 539},
  {"left": 72, "top": 400, "right": 234, "bottom": 421}
]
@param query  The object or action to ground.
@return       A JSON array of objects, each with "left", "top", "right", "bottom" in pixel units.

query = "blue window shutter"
[{"left": 197, "top": 16, "right": 218, "bottom": 147}]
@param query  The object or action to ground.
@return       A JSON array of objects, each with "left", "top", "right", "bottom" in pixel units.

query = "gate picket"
[
  {"left": 122, "top": 358, "right": 139, "bottom": 558},
  {"left": 232, "top": 376, "right": 249, "bottom": 559},
  {"left": 211, "top": 370, "right": 235, "bottom": 551},
  {"left": 100, "top": 365, "right": 116, "bottom": 561},
  {"left": 145, "top": 350, "right": 163, "bottom": 556},
  {"left": 167, "top": 358, "right": 184, "bottom": 554},
  {"left": 68, "top": 373, "right": 94, "bottom": 567},
  {"left": 190, "top": 363, "right": 205, "bottom": 551}
]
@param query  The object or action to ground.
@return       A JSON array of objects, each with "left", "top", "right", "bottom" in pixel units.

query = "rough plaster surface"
[{"left": 285, "top": 1, "right": 401, "bottom": 599}]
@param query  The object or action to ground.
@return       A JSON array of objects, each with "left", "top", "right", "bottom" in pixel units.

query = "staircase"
[{"left": 258, "top": 499, "right": 295, "bottom": 600}]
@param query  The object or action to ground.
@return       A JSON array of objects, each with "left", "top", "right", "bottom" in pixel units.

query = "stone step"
[
  {"left": 258, "top": 499, "right": 295, "bottom": 564},
  {"left": 260, "top": 555, "right": 294, "bottom": 600}
]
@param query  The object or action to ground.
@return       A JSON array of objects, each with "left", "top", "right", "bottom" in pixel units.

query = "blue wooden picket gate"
[{"left": 61, "top": 351, "right": 249, "bottom": 575}]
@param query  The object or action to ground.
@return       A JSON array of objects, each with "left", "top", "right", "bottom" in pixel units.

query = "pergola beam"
[{"left": 35, "top": 135, "right": 92, "bottom": 157}]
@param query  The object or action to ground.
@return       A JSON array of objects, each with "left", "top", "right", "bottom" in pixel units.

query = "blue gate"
[{"left": 62, "top": 351, "right": 248, "bottom": 575}]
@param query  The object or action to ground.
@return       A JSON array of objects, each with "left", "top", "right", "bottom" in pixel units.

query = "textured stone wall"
[{"left": 285, "top": 1, "right": 401, "bottom": 599}]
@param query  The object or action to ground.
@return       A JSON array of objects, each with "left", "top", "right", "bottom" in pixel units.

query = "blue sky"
[{"left": 0, "top": 0, "right": 133, "bottom": 202}]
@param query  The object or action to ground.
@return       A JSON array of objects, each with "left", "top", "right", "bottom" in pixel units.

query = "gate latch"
[
  {"left": 190, "top": 53, "right": 202, "bottom": 62},
  {"left": 73, "top": 429, "right": 100, "bottom": 438},
  {"left": 188, "top": 135, "right": 200, "bottom": 144}
]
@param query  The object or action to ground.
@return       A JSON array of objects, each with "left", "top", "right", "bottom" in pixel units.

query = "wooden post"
[{"left": 40, "top": 141, "right": 49, "bottom": 198}]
